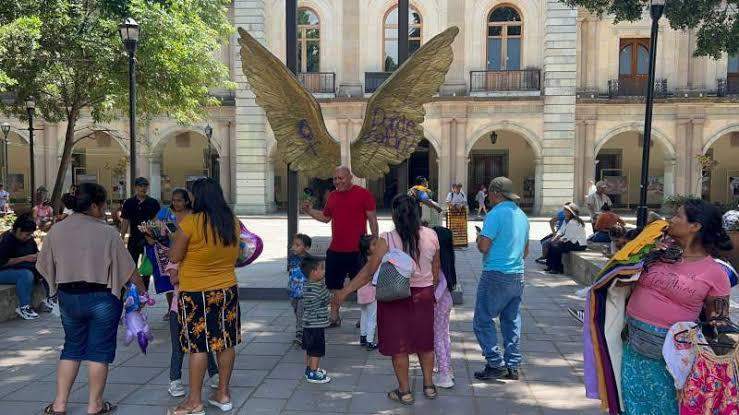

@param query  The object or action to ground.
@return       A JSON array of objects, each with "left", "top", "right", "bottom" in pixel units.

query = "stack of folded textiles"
[{"left": 582, "top": 220, "right": 669, "bottom": 415}]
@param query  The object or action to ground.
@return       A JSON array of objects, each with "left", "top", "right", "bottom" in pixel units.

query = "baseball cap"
[{"left": 489, "top": 177, "right": 520, "bottom": 201}]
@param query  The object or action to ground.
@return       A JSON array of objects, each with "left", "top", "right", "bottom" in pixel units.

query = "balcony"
[
  {"left": 364, "top": 72, "right": 392, "bottom": 94},
  {"left": 607, "top": 78, "right": 669, "bottom": 98},
  {"left": 297, "top": 72, "right": 335, "bottom": 95},
  {"left": 469, "top": 69, "right": 541, "bottom": 96}
]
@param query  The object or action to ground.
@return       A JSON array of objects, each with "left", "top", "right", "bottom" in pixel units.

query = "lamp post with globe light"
[{"left": 119, "top": 18, "right": 140, "bottom": 196}]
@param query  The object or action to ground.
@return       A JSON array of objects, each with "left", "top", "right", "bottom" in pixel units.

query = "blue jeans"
[
  {"left": 0, "top": 268, "right": 34, "bottom": 307},
  {"left": 588, "top": 231, "right": 611, "bottom": 243},
  {"left": 473, "top": 271, "right": 524, "bottom": 369},
  {"left": 58, "top": 291, "right": 123, "bottom": 364}
]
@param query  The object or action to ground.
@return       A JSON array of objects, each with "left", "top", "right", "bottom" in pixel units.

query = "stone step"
[{"left": 0, "top": 283, "right": 46, "bottom": 322}]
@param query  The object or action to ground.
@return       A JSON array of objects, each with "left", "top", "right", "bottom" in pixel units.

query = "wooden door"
[{"left": 618, "top": 38, "right": 650, "bottom": 96}]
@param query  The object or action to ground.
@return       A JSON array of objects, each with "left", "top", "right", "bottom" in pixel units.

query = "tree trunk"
[{"left": 50, "top": 111, "right": 78, "bottom": 212}]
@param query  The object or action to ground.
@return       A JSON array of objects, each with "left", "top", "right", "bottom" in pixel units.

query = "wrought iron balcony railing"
[
  {"left": 297, "top": 72, "right": 336, "bottom": 94},
  {"left": 469, "top": 69, "right": 541, "bottom": 93}
]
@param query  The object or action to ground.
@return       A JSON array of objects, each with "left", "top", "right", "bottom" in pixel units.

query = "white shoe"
[
  {"left": 39, "top": 297, "right": 56, "bottom": 313},
  {"left": 433, "top": 372, "right": 455, "bottom": 389},
  {"left": 209, "top": 373, "right": 220, "bottom": 389},
  {"left": 207, "top": 397, "right": 233, "bottom": 412},
  {"left": 168, "top": 379, "right": 186, "bottom": 397},
  {"left": 15, "top": 305, "right": 39, "bottom": 320}
]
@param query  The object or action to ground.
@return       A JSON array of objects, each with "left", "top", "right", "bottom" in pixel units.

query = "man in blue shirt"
[
  {"left": 535, "top": 202, "right": 571, "bottom": 264},
  {"left": 473, "top": 177, "right": 530, "bottom": 381}
]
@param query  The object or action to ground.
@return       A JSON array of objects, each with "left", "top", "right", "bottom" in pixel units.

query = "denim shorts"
[{"left": 58, "top": 291, "right": 123, "bottom": 364}]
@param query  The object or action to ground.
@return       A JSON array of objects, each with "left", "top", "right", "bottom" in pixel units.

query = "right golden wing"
[{"left": 238, "top": 28, "right": 339, "bottom": 178}]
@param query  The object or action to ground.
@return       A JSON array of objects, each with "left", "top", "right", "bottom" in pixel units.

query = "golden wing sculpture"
[
  {"left": 237, "top": 26, "right": 459, "bottom": 179},
  {"left": 238, "top": 28, "right": 340, "bottom": 178},
  {"left": 351, "top": 26, "right": 459, "bottom": 179}
]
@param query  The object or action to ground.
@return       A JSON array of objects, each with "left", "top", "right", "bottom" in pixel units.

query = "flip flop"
[
  {"left": 423, "top": 385, "right": 438, "bottom": 399},
  {"left": 167, "top": 404, "right": 206, "bottom": 415},
  {"left": 88, "top": 401, "right": 116, "bottom": 415}
]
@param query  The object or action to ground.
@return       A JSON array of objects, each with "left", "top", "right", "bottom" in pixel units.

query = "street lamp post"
[
  {"left": 636, "top": 0, "right": 665, "bottom": 227},
  {"left": 204, "top": 124, "right": 213, "bottom": 177},
  {"left": 1, "top": 123, "right": 9, "bottom": 185},
  {"left": 119, "top": 17, "right": 140, "bottom": 196},
  {"left": 26, "top": 97, "right": 35, "bottom": 204},
  {"left": 286, "top": 0, "right": 299, "bottom": 251}
]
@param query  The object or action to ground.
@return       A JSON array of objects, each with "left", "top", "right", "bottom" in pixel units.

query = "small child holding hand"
[{"left": 300, "top": 256, "right": 332, "bottom": 384}]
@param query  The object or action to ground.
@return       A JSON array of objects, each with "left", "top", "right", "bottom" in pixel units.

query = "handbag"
[
  {"left": 374, "top": 232, "right": 414, "bottom": 303},
  {"left": 236, "top": 220, "right": 263, "bottom": 267}
]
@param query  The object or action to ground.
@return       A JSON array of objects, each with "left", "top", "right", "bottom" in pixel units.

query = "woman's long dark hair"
[
  {"left": 391, "top": 194, "right": 421, "bottom": 261},
  {"left": 644, "top": 198, "right": 733, "bottom": 269},
  {"left": 191, "top": 178, "right": 237, "bottom": 246},
  {"left": 433, "top": 226, "right": 457, "bottom": 292}
]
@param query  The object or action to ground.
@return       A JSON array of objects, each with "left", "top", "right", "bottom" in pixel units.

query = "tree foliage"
[
  {"left": 562, "top": 0, "right": 738, "bottom": 59},
  {"left": 0, "top": 0, "right": 234, "bottom": 207}
]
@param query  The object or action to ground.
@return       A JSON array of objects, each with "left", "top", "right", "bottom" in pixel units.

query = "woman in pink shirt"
[
  {"left": 334, "top": 195, "right": 440, "bottom": 405},
  {"left": 621, "top": 199, "right": 733, "bottom": 415}
]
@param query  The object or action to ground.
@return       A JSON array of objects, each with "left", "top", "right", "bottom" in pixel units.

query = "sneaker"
[
  {"left": 506, "top": 368, "right": 520, "bottom": 380},
  {"left": 15, "top": 305, "right": 39, "bottom": 320},
  {"left": 473, "top": 365, "right": 507, "bottom": 381},
  {"left": 39, "top": 297, "right": 55, "bottom": 313},
  {"left": 305, "top": 369, "right": 331, "bottom": 384},
  {"left": 168, "top": 379, "right": 186, "bottom": 397},
  {"left": 360, "top": 336, "right": 367, "bottom": 346},
  {"left": 433, "top": 372, "right": 455, "bottom": 388},
  {"left": 366, "top": 342, "right": 378, "bottom": 351},
  {"left": 304, "top": 367, "right": 327, "bottom": 376},
  {"left": 209, "top": 373, "right": 220, "bottom": 389}
]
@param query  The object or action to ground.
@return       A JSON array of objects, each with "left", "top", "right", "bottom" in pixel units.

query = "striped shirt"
[{"left": 302, "top": 280, "right": 330, "bottom": 328}]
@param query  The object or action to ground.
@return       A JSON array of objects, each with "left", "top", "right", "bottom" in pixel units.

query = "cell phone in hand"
[
  {"left": 475, "top": 225, "right": 482, "bottom": 234},
  {"left": 165, "top": 222, "right": 178, "bottom": 233}
]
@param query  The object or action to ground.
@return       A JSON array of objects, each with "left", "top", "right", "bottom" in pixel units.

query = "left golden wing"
[{"left": 350, "top": 26, "right": 459, "bottom": 179}]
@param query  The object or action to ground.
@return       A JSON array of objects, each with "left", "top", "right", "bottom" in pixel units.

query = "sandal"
[
  {"left": 88, "top": 401, "right": 116, "bottom": 415},
  {"left": 387, "top": 389, "right": 414, "bottom": 405},
  {"left": 43, "top": 404, "right": 66, "bottom": 415},
  {"left": 167, "top": 404, "right": 206, "bottom": 415},
  {"left": 423, "top": 385, "right": 438, "bottom": 399}
]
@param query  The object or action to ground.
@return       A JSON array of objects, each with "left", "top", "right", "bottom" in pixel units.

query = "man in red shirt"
[{"left": 302, "top": 166, "right": 379, "bottom": 326}]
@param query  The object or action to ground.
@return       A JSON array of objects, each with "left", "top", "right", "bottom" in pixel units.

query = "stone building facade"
[{"left": 2, "top": 0, "right": 738, "bottom": 214}]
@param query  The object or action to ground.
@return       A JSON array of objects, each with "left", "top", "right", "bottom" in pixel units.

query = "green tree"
[
  {"left": 0, "top": 0, "right": 234, "bottom": 208},
  {"left": 562, "top": 0, "right": 738, "bottom": 58}
]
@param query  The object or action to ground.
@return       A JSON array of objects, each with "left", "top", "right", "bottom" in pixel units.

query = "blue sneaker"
[
  {"left": 305, "top": 366, "right": 327, "bottom": 376},
  {"left": 305, "top": 369, "right": 331, "bottom": 384}
]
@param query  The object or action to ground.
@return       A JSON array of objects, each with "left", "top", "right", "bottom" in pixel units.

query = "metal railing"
[
  {"left": 608, "top": 78, "right": 668, "bottom": 98},
  {"left": 297, "top": 72, "right": 336, "bottom": 94},
  {"left": 469, "top": 69, "right": 541, "bottom": 92},
  {"left": 364, "top": 72, "right": 392, "bottom": 93}
]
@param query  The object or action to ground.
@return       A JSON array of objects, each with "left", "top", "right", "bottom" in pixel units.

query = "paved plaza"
[{"left": 2, "top": 216, "right": 733, "bottom": 415}]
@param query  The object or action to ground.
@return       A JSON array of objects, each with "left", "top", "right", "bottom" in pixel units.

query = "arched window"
[
  {"left": 618, "top": 38, "right": 649, "bottom": 95},
  {"left": 297, "top": 8, "right": 320, "bottom": 72},
  {"left": 383, "top": 6, "right": 422, "bottom": 72},
  {"left": 487, "top": 6, "right": 522, "bottom": 71}
]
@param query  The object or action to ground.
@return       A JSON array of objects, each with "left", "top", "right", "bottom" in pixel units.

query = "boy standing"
[
  {"left": 288, "top": 234, "right": 311, "bottom": 345},
  {"left": 300, "top": 256, "right": 332, "bottom": 384}
]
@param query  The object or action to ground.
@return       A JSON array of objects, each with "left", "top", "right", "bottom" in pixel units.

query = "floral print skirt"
[{"left": 179, "top": 285, "right": 241, "bottom": 353}]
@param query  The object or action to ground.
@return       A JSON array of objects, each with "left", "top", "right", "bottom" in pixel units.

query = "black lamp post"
[
  {"left": 1, "top": 122, "right": 9, "bottom": 185},
  {"left": 286, "top": 0, "right": 299, "bottom": 250},
  {"left": 119, "top": 17, "right": 140, "bottom": 196},
  {"left": 204, "top": 123, "right": 213, "bottom": 177},
  {"left": 26, "top": 97, "right": 35, "bottom": 204},
  {"left": 636, "top": 0, "right": 665, "bottom": 228}
]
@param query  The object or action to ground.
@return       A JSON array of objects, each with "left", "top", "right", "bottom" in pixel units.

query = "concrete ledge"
[
  {"left": 563, "top": 250, "right": 608, "bottom": 286},
  {"left": 0, "top": 283, "right": 46, "bottom": 322}
]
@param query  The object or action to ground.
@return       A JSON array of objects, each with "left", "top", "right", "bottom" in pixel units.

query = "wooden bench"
[{"left": 0, "top": 283, "right": 46, "bottom": 322}]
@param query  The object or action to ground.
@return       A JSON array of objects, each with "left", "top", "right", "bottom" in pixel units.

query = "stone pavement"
[{"left": 0, "top": 217, "right": 612, "bottom": 414}]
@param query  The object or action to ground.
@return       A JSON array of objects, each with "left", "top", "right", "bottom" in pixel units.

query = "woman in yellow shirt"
[{"left": 169, "top": 178, "right": 241, "bottom": 415}]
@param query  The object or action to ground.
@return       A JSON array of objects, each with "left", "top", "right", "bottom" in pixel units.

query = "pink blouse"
[{"left": 382, "top": 227, "right": 439, "bottom": 288}]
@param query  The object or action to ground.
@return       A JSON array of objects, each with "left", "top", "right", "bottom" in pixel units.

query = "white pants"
[{"left": 360, "top": 301, "right": 377, "bottom": 341}]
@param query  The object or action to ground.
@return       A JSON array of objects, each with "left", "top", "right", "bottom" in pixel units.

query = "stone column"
[
  {"left": 674, "top": 119, "right": 690, "bottom": 195},
  {"left": 148, "top": 156, "right": 162, "bottom": 201},
  {"left": 675, "top": 32, "right": 690, "bottom": 91},
  {"left": 232, "top": 0, "right": 271, "bottom": 214},
  {"left": 439, "top": 118, "right": 453, "bottom": 195},
  {"left": 338, "top": 119, "right": 351, "bottom": 167},
  {"left": 690, "top": 119, "right": 705, "bottom": 195},
  {"left": 534, "top": 156, "right": 544, "bottom": 214},
  {"left": 584, "top": 120, "right": 597, "bottom": 183},
  {"left": 339, "top": 0, "right": 362, "bottom": 97},
  {"left": 663, "top": 158, "right": 676, "bottom": 197},
  {"left": 574, "top": 120, "right": 585, "bottom": 205},
  {"left": 454, "top": 119, "right": 468, "bottom": 188},
  {"left": 350, "top": 120, "right": 366, "bottom": 187},
  {"left": 541, "top": 1, "right": 577, "bottom": 213}
]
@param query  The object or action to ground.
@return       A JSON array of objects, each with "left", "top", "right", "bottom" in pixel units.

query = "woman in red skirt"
[{"left": 335, "top": 195, "right": 440, "bottom": 405}]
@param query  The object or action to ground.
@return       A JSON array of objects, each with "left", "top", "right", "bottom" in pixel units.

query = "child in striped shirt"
[{"left": 300, "top": 256, "right": 332, "bottom": 384}]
